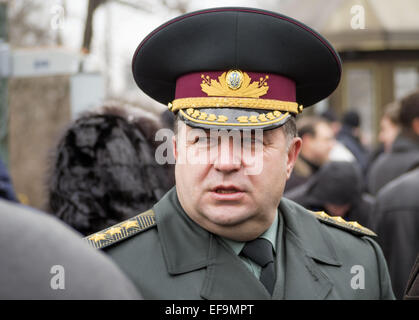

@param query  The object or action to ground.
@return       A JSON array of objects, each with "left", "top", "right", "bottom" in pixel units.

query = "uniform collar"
[{"left": 221, "top": 212, "right": 279, "bottom": 256}]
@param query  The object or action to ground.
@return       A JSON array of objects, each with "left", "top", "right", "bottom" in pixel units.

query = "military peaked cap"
[{"left": 132, "top": 7, "right": 341, "bottom": 130}]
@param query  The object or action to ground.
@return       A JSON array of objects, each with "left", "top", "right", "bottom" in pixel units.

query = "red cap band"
[{"left": 175, "top": 71, "right": 296, "bottom": 102}]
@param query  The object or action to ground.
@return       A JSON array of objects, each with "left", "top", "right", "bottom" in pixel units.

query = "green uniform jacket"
[{"left": 86, "top": 187, "right": 395, "bottom": 300}]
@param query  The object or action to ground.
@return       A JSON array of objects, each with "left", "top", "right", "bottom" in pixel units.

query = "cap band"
[{"left": 170, "top": 70, "right": 302, "bottom": 114}]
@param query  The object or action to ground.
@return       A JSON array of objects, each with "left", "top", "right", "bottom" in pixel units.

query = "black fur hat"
[{"left": 47, "top": 105, "right": 174, "bottom": 236}]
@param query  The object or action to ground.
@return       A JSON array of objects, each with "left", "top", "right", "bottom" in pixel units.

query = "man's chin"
[{"left": 200, "top": 204, "right": 255, "bottom": 228}]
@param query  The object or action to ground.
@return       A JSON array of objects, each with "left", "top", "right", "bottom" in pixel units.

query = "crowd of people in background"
[{"left": 0, "top": 90, "right": 418, "bottom": 299}]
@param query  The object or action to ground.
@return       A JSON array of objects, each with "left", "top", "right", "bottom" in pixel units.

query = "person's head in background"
[
  {"left": 47, "top": 104, "right": 172, "bottom": 236},
  {"left": 399, "top": 90, "right": 419, "bottom": 142},
  {"left": 341, "top": 110, "right": 362, "bottom": 138},
  {"left": 378, "top": 101, "right": 400, "bottom": 152},
  {"left": 320, "top": 109, "right": 341, "bottom": 136},
  {"left": 309, "top": 161, "right": 363, "bottom": 217},
  {"left": 297, "top": 115, "right": 335, "bottom": 166}
]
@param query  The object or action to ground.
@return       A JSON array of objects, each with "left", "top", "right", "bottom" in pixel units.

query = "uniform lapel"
[
  {"left": 200, "top": 235, "right": 270, "bottom": 300},
  {"left": 153, "top": 188, "right": 210, "bottom": 275},
  {"left": 279, "top": 198, "right": 342, "bottom": 300}
]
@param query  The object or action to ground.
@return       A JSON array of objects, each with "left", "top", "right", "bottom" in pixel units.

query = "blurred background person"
[
  {"left": 285, "top": 116, "right": 335, "bottom": 192},
  {"left": 367, "top": 90, "right": 419, "bottom": 195},
  {"left": 321, "top": 109, "right": 356, "bottom": 162},
  {"left": 372, "top": 167, "right": 419, "bottom": 299},
  {"left": 46, "top": 104, "right": 173, "bottom": 236},
  {"left": 366, "top": 101, "right": 401, "bottom": 173},
  {"left": 0, "top": 157, "right": 19, "bottom": 203},
  {"left": 337, "top": 110, "right": 369, "bottom": 173},
  {"left": 285, "top": 161, "right": 374, "bottom": 229},
  {"left": 379, "top": 101, "right": 401, "bottom": 153},
  {"left": 0, "top": 198, "right": 142, "bottom": 299}
]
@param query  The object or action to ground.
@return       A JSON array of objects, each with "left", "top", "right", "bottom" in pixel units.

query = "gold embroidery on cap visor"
[
  {"left": 179, "top": 107, "right": 290, "bottom": 127},
  {"left": 170, "top": 97, "right": 301, "bottom": 114}
]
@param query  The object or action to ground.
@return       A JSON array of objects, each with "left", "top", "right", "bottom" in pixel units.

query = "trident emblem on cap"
[{"left": 226, "top": 70, "right": 243, "bottom": 90}]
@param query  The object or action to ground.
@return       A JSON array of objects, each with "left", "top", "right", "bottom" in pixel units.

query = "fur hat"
[{"left": 47, "top": 104, "right": 174, "bottom": 236}]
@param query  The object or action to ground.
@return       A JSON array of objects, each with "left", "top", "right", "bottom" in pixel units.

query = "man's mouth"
[
  {"left": 213, "top": 185, "right": 243, "bottom": 193},
  {"left": 215, "top": 189, "right": 239, "bottom": 194},
  {"left": 210, "top": 186, "right": 245, "bottom": 201}
]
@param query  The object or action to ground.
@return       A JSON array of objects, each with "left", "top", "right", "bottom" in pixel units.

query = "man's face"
[
  {"left": 304, "top": 122, "right": 335, "bottom": 165},
  {"left": 379, "top": 116, "right": 399, "bottom": 152},
  {"left": 173, "top": 121, "right": 301, "bottom": 241}
]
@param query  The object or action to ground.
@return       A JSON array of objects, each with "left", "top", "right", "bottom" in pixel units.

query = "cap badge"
[
  {"left": 226, "top": 70, "right": 243, "bottom": 90},
  {"left": 201, "top": 70, "right": 269, "bottom": 98}
]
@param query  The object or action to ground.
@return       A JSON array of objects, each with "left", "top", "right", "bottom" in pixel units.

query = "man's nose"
[{"left": 213, "top": 138, "right": 242, "bottom": 173}]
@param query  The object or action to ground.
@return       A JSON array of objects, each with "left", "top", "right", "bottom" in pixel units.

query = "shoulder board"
[
  {"left": 84, "top": 209, "right": 156, "bottom": 250},
  {"left": 309, "top": 211, "right": 377, "bottom": 238}
]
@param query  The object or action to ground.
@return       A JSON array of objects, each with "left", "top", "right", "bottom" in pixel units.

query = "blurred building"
[
  {"left": 276, "top": 0, "right": 419, "bottom": 145},
  {"left": 6, "top": 47, "right": 105, "bottom": 209}
]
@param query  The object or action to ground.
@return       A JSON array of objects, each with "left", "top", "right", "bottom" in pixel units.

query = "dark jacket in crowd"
[
  {"left": 285, "top": 161, "right": 374, "bottom": 229},
  {"left": 367, "top": 134, "right": 419, "bottom": 195},
  {"left": 404, "top": 254, "right": 419, "bottom": 300},
  {"left": 337, "top": 125, "right": 369, "bottom": 173},
  {"left": 47, "top": 106, "right": 173, "bottom": 236},
  {"left": 0, "top": 158, "right": 18, "bottom": 203},
  {"left": 372, "top": 168, "right": 419, "bottom": 299},
  {"left": 285, "top": 155, "right": 320, "bottom": 192}
]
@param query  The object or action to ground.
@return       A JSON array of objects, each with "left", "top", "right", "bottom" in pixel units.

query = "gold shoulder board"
[
  {"left": 310, "top": 211, "right": 377, "bottom": 238},
  {"left": 84, "top": 209, "right": 156, "bottom": 249}
]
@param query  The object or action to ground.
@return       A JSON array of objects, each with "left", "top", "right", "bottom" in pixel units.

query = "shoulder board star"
[
  {"left": 120, "top": 220, "right": 139, "bottom": 230},
  {"left": 84, "top": 209, "right": 156, "bottom": 250},
  {"left": 310, "top": 211, "right": 377, "bottom": 238},
  {"left": 88, "top": 233, "right": 107, "bottom": 243},
  {"left": 106, "top": 227, "right": 122, "bottom": 236}
]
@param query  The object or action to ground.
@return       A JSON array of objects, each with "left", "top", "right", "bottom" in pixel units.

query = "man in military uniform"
[{"left": 85, "top": 7, "right": 394, "bottom": 299}]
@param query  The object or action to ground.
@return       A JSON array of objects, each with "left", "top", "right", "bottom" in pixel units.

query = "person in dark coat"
[
  {"left": 367, "top": 91, "right": 419, "bottom": 195},
  {"left": 337, "top": 111, "right": 369, "bottom": 173},
  {"left": 46, "top": 104, "right": 173, "bottom": 236},
  {"left": 0, "top": 158, "right": 19, "bottom": 203},
  {"left": 404, "top": 254, "right": 419, "bottom": 300},
  {"left": 285, "top": 161, "right": 374, "bottom": 229},
  {"left": 372, "top": 167, "right": 419, "bottom": 299},
  {"left": 0, "top": 198, "right": 141, "bottom": 299}
]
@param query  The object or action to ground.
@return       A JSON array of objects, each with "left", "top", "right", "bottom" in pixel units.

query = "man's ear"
[{"left": 286, "top": 137, "right": 302, "bottom": 179}]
